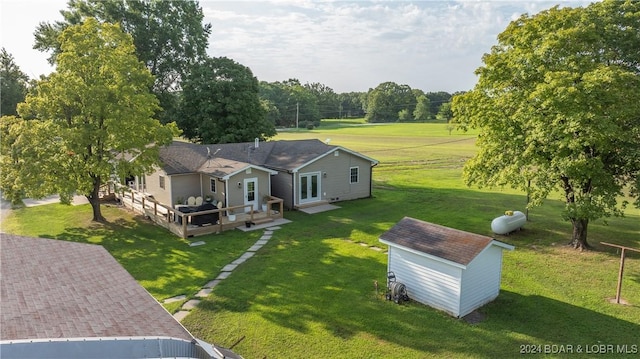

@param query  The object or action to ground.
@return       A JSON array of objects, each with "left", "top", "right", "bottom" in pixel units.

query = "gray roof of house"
[
  {"left": 159, "top": 141, "right": 214, "bottom": 175},
  {"left": 0, "top": 233, "right": 194, "bottom": 341},
  {"left": 198, "top": 157, "right": 264, "bottom": 178},
  {"left": 159, "top": 139, "right": 375, "bottom": 176},
  {"left": 379, "top": 217, "right": 512, "bottom": 266},
  {"left": 259, "top": 139, "right": 339, "bottom": 170}
]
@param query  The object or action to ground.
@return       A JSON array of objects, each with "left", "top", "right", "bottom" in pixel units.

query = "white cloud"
[
  {"left": 204, "top": 0, "right": 519, "bottom": 91},
  {"left": 2, "top": 0, "right": 596, "bottom": 93}
]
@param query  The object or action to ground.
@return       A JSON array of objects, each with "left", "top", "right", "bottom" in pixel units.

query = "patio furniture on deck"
[
  {"left": 191, "top": 202, "right": 219, "bottom": 226},
  {"left": 176, "top": 206, "right": 194, "bottom": 225}
]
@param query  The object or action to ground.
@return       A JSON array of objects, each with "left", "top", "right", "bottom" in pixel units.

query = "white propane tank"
[{"left": 491, "top": 210, "right": 526, "bottom": 235}]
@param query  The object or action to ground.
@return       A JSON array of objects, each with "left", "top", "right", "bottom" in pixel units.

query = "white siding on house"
[
  {"left": 388, "top": 247, "right": 463, "bottom": 317},
  {"left": 459, "top": 246, "right": 504, "bottom": 317}
]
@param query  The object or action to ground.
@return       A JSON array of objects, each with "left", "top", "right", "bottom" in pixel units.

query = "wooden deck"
[{"left": 116, "top": 187, "right": 284, "bottom": 238}]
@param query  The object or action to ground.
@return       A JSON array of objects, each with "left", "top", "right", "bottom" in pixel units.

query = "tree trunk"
[
  {"left": 569, "top": 218, "right": 590, "bottom": 250},
  {"left": 88, "top": 175, "right": 106, "bottom": 222},
  {"left": 562, "top": 176, "right": 590, "bottom": 251}
]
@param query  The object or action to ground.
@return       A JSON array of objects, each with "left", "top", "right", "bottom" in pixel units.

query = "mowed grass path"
[{"left": 3, "top": 122, "right": 639, "bottom": 358}]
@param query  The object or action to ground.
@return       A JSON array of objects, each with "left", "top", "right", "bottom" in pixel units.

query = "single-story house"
[
  {"left": 143, "top": 140, "right": 277, "bottom": 212},
  {"left": 140, "top": 139, "right": 378, "bottom": 211},
  {"left": 0, "top": 233, "right": 240, "bottom": 359},
  {"left": 379, "top": 217, "right": 514, "bottom": 318}
]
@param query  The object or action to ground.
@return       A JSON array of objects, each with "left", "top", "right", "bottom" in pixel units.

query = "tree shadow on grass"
[
  {"left": 186, "top": 185, "right": 639, "bottom": 357},
  {"left": 20, "top": 186, "right": 637, "bottom": 356},
  {"left": 191, "top": 232, "right": 640, "bottom": 358},
  {"left": 304, "top": 185, "right": 638, "bottom": 254},
  {"left": 482, "top": 290, "right": 640, "bottom": 350},
  {"left": 40, "top": 214, "right": 259, "bottom": 300}
]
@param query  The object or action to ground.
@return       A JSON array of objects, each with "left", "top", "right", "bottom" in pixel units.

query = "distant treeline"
[{"left": 259, "top": 79, "right": 461, "bottom": 128}]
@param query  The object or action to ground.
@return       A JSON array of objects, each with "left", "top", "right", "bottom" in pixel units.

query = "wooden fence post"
[
  {"left": 601, "top": 242, "right": 640, "bottom": 304},
  {"left": 182, "top": 214, "right": 188, "bottom": 238}
]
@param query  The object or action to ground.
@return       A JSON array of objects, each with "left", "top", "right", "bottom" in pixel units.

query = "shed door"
[{"left": 299, "top": 172, "right": 320, "bottom": 204}]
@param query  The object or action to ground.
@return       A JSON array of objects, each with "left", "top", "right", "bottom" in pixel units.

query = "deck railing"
[{"left": 115, "top": 186, "right": 284, "bottom": 238}]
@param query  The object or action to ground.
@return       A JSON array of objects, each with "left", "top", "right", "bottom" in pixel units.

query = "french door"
[{"left": 299, "top": 172, "right": 320, "bottom": 204}]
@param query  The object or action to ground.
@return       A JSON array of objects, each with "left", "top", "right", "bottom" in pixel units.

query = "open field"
[
  {"left": 3, "top": 122, "right": 639, "bottom": 358},
  {"left": 281, "top": 121, "right": 475, "bottom": 167}
]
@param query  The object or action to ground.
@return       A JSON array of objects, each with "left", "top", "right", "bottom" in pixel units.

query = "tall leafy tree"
[
  {"left": 4, "top": 18, "right": 178, "bottom": 221},
  {"left": 337, "top": 92, "right": 366, "bottom": 118},
  {"left": 452, "top": 0, "right": 640, "bottom": 250},
  {"left": 304, "top": 82, "right": 339, "bottom": 120},
  {"left": 365, "top": 82, "right": 414, "bottom": 123},
  {"left": 259, "top": 81, "right": 290, "bottom": 127},
  {"left": 0, "top": 116, "right": 66, "bottom": 204},
  {"left": 290, "top": 80, "right": 321, "bottom": 127},
  {"left": 425, "top": 91, "right": 452, "bottom": 119},
  {"left": 260, "top": 98, "right": 280, "bottom": 127},
  {"left": 281, "top": 79, "right": 320, "bottom": 127},
  {"left": 413, "top": 95, "right": 432, "bottom": 122},
  {"left": 180, "top": 57, "right": 276, "bottom": 144},
  {"left": 33, "top": 0, "right": 211, "bottom": 124},
  {"left": 436, "top": 102, "right": 453, "bottom": 123},
  {"left": 259, "top": 79, "right": 320, "bottom": 127},
  {"left": 0, "top": 48, "right": 29, "bottom": 116},
  {"left": 410, "top": 88, "right": 425, "bottom": 117},
  {"left": 398, "top": 108, "right": 413, "bottom": 122}
]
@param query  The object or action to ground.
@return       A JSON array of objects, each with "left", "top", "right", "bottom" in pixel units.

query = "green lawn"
[{"left": 3, "top": 122, "right": 639, "bottom": 358}]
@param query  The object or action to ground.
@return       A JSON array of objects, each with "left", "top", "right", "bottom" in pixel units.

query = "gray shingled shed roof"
[
  {"left": 0, "top": 234, "right": 193, "bottom": 341},
  {"left": 379, "top": 217, "right": 513, "bottom": 266}
]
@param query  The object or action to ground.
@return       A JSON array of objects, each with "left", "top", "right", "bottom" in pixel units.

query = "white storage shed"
[{"left": 379, "top": 217, "right": 514, "bottom": 318}]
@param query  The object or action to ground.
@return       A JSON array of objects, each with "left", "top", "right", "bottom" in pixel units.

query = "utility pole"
[{"left": 296, "top": 102, "right": 299, "bottom": 129}]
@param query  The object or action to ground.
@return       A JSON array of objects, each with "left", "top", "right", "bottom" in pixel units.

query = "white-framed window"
[
  {"left": 350, "top": 166, "right": 359, "bottom": 184},
  {"left": 159, "top": 175, "right": 165, "bottom": 189},
  {"left": 210, "top": 178, "right": 216, "bottom": 193}
]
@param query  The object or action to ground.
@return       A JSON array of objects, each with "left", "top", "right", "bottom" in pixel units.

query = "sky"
[{"left": 1, "top": 0, "right": 594, "bottom": 94}]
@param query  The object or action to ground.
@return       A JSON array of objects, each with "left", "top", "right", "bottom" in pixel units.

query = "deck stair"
[{"left": 251, "top": 217, "right": 274, "bottom": 225}]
